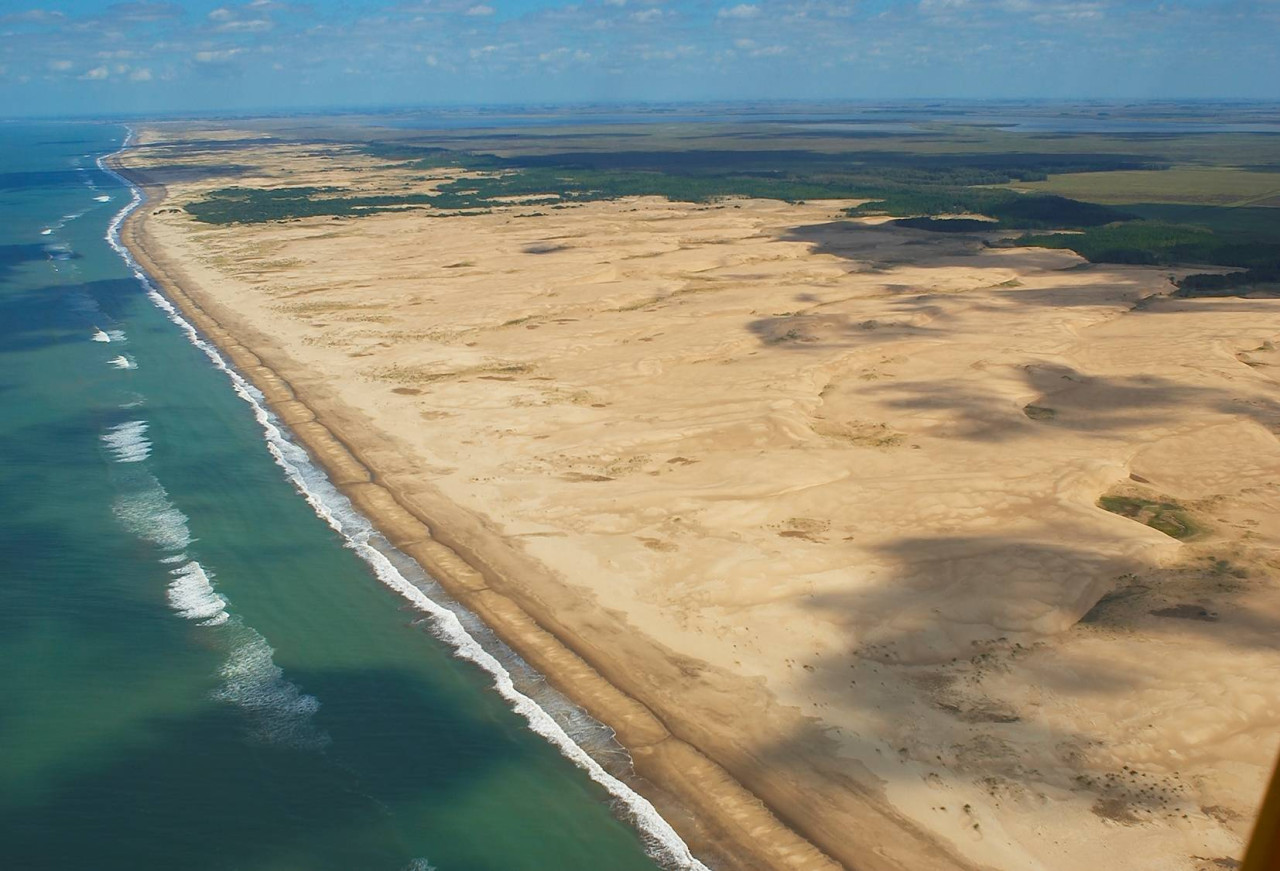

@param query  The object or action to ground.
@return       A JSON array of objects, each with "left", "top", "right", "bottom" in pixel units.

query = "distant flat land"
[
  {"left": 122, "top": 103, "right": 1280, "bottom": 871},
  {"left": 1006, "top": 166, "right": 1280, "bottom": 207}
]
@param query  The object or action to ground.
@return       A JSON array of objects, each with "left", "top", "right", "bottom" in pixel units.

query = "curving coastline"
[
  {"left": 97, "top": 118, "right": 1280, "bottom": 871},
  {"left": 104, "top": 152, "right": 855, "bottom": 871}
]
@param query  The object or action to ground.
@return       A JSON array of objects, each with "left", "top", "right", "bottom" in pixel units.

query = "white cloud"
[
  {"left": 1, "top": 9, "right": 66, "bottom": 24},
  {"left": 80, "top": 65, "right": 110, "bottom": 79},
  {"left": 465, "top": 4, "right": 494, "bottom": 15},
  {"left": 631, "top": 8, "right": 663, "bottom": 22},
  {"left": 193, "top": 47, "right": 244, "bottom": 62},
  {"left": 216, "top": 18, "right": 273, "bottom": 31},
  {"left": 718, "top": 4, "right": 761, "bottom": 19},
  {"left": 130, "top": 67, "right": 153, "bottom": 80},
  {"left": 48, "top": 59, "right": 73, "bottom": 71}
]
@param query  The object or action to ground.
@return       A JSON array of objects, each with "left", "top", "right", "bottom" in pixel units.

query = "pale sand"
[{"left": 117, "top": 130, "right": 1280, "bottom": 871}]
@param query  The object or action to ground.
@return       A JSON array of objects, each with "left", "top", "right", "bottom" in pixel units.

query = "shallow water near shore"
[{"left": 0, "top": 122, "right": 674, "bottom": 871}]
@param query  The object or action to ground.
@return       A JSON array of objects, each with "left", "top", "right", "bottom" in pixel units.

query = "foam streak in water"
[
  {"left": 101, "top": 420, "right": 150, "bottom": 462},
  {"left": 112, "top": 476, "right": 192, "bottom": 552},
  {"left": 100, "top": 134, "right": 709, "bottom": 871},
  {"left": 212, "top": 629, "right": 329, "bottom": 749}
]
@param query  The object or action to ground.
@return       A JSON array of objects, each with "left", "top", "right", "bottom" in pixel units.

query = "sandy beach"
[{"left": 114, "top": 128, "right": 1280, "bottom": 871}]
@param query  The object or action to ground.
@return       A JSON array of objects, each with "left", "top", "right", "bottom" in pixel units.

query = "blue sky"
[{"left": 1, "top": 0, "right": 1277, "bottom": 116}]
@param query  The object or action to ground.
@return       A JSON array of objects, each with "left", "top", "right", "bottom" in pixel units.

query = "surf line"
[{"left": 98, "top": 133, "right": 709, "bottom": 871}]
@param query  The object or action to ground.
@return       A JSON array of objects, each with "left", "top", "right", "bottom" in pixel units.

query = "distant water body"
[
  {"left": 0, "top": 122, "right": 693, "bottom": 870},
  {"left": 379, "top": 103, "right": 1280, "bottom": 135}
]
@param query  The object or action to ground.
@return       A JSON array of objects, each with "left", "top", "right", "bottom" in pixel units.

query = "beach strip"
[{"left": 109, "top": 158, "right": 863, "bottom": 871}]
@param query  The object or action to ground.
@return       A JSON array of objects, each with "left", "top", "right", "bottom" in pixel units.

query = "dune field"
[{"left": 117, "top": 127, "right": 1280, "bottom": 871}]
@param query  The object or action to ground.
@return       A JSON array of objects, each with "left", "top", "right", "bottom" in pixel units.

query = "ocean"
[{"left": 0, "top": 121, "right": 691, "bottom": 871}]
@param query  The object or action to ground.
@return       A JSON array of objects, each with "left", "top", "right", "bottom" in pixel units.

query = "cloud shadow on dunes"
[
  {"left": 854, "top": 361, "right": 1280, "bottom": 443},
  {"left": 753, "top": 531, "right": 1278, "bottom": 847},
  {"left": 778, "top": 219, "right": 989, "bottom": 266}
]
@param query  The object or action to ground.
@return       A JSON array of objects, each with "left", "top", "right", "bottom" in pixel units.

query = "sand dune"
[{"left": 119, "top": 129, "right": 1280, "bottom": 871}]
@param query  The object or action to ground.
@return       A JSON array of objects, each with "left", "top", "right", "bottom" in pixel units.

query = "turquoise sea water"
[{"left": 0, "top": 122, "right": 688, "bottom": 871}]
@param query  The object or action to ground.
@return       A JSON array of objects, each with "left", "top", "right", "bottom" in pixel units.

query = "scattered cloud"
[
  {"left": 0, "top": 0, "right": 1275, "bottom": 113},
  {"left": 193, "top": 47, "right": 245, "bottom": 62},
  {"left": 103, "top": 2, "right": 184, "bottom": 23},
  {"left": 216, "top": 18, "right": 274, "bottom": 32},
  {"left": 1, "top": 9, "right": 67, "bottom": 24}
]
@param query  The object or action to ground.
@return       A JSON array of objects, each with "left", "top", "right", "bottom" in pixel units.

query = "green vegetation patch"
[
  {"left": 185, "top": 186, "right": 439, "bottom": 223},
  {"left": 1099, "top": 495, "right": 1198, "bottom": 539},
  {"left": 850, "top": 189, "right": 1129, "bottom": 229},
  {"left": 427, "top": 166, "right": 858, "bottom": 209},
  {"left": 1014, "top": 204, "right": 1280, "bottom": 295},
  {"left": 1017, "top": 221, "right": 1218, "bottom": 265}
]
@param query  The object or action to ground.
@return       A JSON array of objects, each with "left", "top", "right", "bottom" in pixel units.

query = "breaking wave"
[
  {"left": 167, "top": 560, "right": 229, "bottom": 626},
  {"left": 101, "top": 420, "right": 150, "bottom": 462}
]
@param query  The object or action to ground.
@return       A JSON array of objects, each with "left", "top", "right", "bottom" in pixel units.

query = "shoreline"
[
  {"left": 100, "top": 121, "right": 1280, "bottom": 871},
  {"left": 107, "top": 158, "right": 870, "bottom": 871}
]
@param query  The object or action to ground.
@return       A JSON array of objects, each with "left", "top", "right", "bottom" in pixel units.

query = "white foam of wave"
[
  {"left": 101, "top": 133, "right": 707, "bottom": 871},
  {"left": 101, "top": 420, "right": 151, "bottom": 462},
  {"left": 91, "top": 328, "right": 111, "bottom": 342},
  {"left": 91, "top": 327, "right": 126, "bottom": 343},
  {"left": 94, "top": 195, "right": 112, "bottom": 203},
  {"left": 106, "top": 329, "right": 126, "bottom": 342},
  {"left": 167, "top": 560, "right": 229, "bottom": 626},
  {"left": 108, "top": 354, "right": 137, "bottom": 370},
  {"left": 159, "top": 552, "right": 189, "bottom": 564},
  {"left": 112, "top": 478, "right": 192, "bottom": 552},
  {"left": 40, "top": 209, "right": 86, "bottom": 240},
  {"left": 403, "top": 860, "right": 437, "bottom": 871},
  {"left": 212, "top": 629, "right": 329, "bottom": 749}
]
